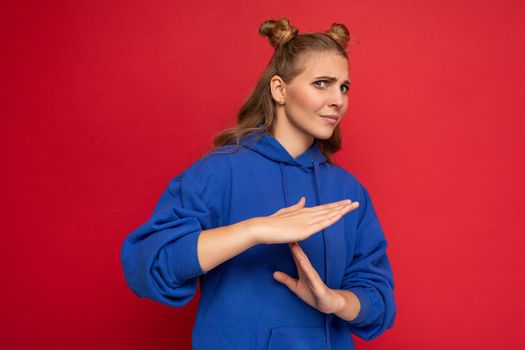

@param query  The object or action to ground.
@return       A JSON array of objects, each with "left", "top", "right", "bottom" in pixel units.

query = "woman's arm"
[
  {"left": 332, "top": 289, "right": 361, "bottom": 322},
  {"left": 337, "top": 182, "right": 396, "bottom": 340},
  {"left": 197, "top": 220, "right": 258, "bottom": 273},
  {"left": 198, "top": 198, "right": 356, "bottom": 273}
]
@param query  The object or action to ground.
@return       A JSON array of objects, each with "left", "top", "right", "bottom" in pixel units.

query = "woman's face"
[{"left": 275, "top": 51, "right": 350, "bottom": 140}]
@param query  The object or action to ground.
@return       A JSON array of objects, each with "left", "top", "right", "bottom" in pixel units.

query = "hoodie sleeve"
[
  {"left": 339, "top": 182, "right": 396, "bottom": 341},
  {"left": 120, "top": 154, "right": 231, "bottom": 307}
]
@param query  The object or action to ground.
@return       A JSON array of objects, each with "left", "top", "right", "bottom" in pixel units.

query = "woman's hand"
[
  {"left": 273, "top": 241, "right": 344, "bottom": 314},
  {"left": 247, "top": 196, "right": 359, "bottom": 245}
]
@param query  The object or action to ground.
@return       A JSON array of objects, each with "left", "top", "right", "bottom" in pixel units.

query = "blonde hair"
[{"left": 206, "top": 17, "right": 355, "bottom": 163}]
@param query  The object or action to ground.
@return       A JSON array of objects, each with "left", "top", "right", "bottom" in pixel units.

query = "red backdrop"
[{"left": 2, "top": 0, "right": 525, "bottom": 349}]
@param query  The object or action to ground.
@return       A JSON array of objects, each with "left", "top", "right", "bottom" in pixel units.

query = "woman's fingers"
[
  {"left": 301, "top": 199, "right": 354, "bottom": 213},
  {"left": 303, "top": 202, "right": 359, "bottom": 235},
  {"left": 290, "top": 196, "right": 306, "bottom": 209},
  {"left": 288, "top": 243, "right": 308, "bottom": 280},
  {"left": 272, "top": 197, "right": 306, "bottom": 216},
  {"left": 307, "top": 201, "right": 355, "bottom": 216},
  {"left": 260, "top": 199, "right": 359, "bottom": 244},
  {"left": 291, "top": 243, "right": 321, "bottom": 281},
  {"left": 273, "top": 271, "right": 299, "bottom": 292},
  {"left": 302, "top": 201, "right": 359, "bottom": 225},
  {"left": 276, "top": 198, "right": 355, "bottom": 217},
  {"left": 289, "top": 243, "right": 326, "bottom": 295},
  {"left": 283, "top": 201, "right": 353, "bottom": 220}
]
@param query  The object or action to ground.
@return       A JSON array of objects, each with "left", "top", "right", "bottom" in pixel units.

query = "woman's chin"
[{"left": 312, "top": 124, "right": 336, "bottom": 140}]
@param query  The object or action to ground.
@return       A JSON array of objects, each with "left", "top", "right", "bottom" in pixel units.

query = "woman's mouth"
[{"left": 319, "top": 115, "right": 338, "bottom": 124}]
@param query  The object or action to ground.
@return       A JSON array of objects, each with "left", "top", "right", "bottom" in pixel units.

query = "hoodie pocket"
[{"left": 266, "top": 325, "right": 327, "bottom": 350}]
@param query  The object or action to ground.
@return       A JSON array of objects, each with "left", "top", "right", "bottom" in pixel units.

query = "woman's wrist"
[
  {"left": 235, "top": 217, "right": 263, "bottom": 246},
  {"left": 332, "top": 289, "right": 361, "bottom": 321}
]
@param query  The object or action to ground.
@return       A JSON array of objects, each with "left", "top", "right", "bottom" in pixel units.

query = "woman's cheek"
[{"left": 298, "top": 90, "right": 324, "bottom": 112}]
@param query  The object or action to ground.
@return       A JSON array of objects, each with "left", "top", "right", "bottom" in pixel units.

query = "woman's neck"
[{"left": 272, "top": 115, "right": 314, "bottom": 159}]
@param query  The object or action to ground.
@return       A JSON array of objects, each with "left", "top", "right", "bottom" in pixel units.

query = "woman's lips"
[{"left": 319, "top": 115, "right": 338, "bottom": 124}]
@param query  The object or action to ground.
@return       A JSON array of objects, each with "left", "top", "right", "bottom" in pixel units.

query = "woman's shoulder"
[
  {"left": 325, "top": 163, "right": 379, "bottom": 224},
  {"left": 324, "top": 161, "right": 362, "bottom": 188},
  {"left": 324, "top": 162, "right": 376, "bottom": 201},
  {"left": 171, "top": 145, "right": 237, "bottom": 185}
]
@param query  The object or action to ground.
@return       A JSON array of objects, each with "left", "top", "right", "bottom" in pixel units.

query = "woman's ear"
[{"left": 270, "top": 75, "right": 286, "bottom": 105}]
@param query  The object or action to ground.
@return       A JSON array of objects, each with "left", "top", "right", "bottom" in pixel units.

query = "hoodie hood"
[
  {"left": 239, "top": 123, "right": 328, "bottom": 169},
  {"left": 239, "top": 123, "right": 333, "bottom": 347}
]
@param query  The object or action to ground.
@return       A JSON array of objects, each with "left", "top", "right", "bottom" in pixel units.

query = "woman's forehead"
[{"left": 297, "top": 52, "right": 349, "bottom": 80}]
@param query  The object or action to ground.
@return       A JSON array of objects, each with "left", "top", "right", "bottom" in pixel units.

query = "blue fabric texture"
[{"left": 120, "top": 124, "right": 396, "bottom": 349}]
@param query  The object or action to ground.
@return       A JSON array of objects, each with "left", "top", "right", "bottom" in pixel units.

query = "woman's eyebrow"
[{"left": 313, "top": 75, "right": 351, "bottom": 85}]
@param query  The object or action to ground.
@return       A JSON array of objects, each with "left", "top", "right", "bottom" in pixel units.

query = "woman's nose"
[{"left": 328, "top": 88, "right": 345, "bottom": 108}]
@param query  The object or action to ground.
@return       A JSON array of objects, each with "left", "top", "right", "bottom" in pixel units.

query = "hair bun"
[
  {"left": 259, "top": 17, "right": 299, "bottom": 49},
  {"left": 324, "top": 23, "right": 350, "bottom": 50}
]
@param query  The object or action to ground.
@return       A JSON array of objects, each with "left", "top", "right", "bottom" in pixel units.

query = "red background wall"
[{"left": 2, "top": 0, "right": 524, "bottom": 349}]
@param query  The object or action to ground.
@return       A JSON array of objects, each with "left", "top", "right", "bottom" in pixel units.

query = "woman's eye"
[{"left": 314, "top": 80, "right": 350, "bottom": 94}]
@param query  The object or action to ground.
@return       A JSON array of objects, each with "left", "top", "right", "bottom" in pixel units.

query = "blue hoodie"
[{"left": 120, "top": 124, "right": 396, "bottom": 349}]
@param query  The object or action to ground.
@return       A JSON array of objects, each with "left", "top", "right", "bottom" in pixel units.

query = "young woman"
[{"left": 121, "top": 17, "right": 396, "bottom": 350}]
